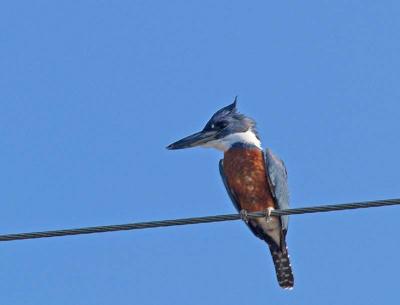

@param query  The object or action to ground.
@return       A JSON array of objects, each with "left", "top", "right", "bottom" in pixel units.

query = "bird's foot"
[
  {"left": 265, "top": 207, "right": 274, "bottom": 223},
  {"left": 240, "top": 209, "right": 249, "bottom": 223}
]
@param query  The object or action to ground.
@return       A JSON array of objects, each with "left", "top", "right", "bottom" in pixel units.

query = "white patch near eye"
[
  {"left": 201, "top": 129, "right": 262, "bottom": 152},
  {"left": 211, "top": 124, "right": 215, "bottom": 129}
]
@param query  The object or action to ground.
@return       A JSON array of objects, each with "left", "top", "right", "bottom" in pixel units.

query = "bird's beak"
[{"left": 166, "top": 130, "right": 218, "bottom": 150}]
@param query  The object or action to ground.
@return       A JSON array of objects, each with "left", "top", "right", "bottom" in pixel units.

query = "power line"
[{"left": 0, "top": 198, "right": 399, "bottom": 243}]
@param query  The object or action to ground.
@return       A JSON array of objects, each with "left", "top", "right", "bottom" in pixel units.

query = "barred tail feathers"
[{"left": 269, "top": 246, "right": 294, "bottom": 289}]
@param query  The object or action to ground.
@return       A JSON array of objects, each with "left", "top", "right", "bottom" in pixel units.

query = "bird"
[{"left": 166, "top": 97, "right": 294, "bottom": 289}]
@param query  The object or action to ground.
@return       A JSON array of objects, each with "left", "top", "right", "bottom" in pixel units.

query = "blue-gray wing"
[{"left": 264, "top": 148, "right": 290, "bottom": 232}]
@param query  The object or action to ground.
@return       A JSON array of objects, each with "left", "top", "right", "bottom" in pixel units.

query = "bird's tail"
[{"left": 269, "top": 245, "right": 294, "bottom": 289}]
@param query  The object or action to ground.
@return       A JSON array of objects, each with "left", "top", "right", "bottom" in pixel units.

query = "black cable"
[{"left": 0, "top": 198, "right": 399, "bottom": 242}]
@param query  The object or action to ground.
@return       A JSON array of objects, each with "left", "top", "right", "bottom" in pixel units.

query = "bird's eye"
[
  {"left": 207, "top": 121, "right": 228, "bottom": 131},
  {"left": 214, "top": 121, "right": 228, "bottom": 129}
]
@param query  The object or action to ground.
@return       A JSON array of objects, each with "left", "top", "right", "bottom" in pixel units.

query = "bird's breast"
[{"left": 223, "top": 147, "right": 275, "bottom": 212}]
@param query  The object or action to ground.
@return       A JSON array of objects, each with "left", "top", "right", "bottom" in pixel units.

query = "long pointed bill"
[{"left": 166, "top": 130, "right": 218, "bottom": 150}]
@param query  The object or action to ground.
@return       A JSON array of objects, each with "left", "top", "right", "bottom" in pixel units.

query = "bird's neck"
[{"left": 203, "top": 129, "right": 262, "bottom": 152}]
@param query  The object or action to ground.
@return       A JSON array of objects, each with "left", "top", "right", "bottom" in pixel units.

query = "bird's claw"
[
  {"left": 240, "top": 209, "right": 249, "bottom": 223},
  {"left": 265, "top": 207, "right": 274, "bottom": 223}
]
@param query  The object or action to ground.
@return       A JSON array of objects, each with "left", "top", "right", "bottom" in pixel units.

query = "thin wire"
[{"left": 0, "top": 198, "right": 399, "bottom": 242}]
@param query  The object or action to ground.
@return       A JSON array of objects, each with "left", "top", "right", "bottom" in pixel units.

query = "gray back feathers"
[{"left": 264, "top": 148, "right": 290, "bottom": 231}]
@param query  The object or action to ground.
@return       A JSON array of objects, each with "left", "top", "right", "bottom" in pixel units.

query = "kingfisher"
[{"left": 166, "top": 98, "right": 294, "bottom": 289}]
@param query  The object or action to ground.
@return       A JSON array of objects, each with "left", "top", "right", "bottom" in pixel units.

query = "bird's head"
[{"left": 166, "top": 97, "right": 261, "bottom": 152}]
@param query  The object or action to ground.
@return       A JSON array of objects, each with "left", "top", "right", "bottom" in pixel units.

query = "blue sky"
[{"left": 1, "top": 1, "right": 399, "bottom": 304}]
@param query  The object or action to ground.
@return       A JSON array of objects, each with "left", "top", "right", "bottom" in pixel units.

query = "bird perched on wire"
[{"left": 166, "top": 97, "right": 294, "bottom": 289}]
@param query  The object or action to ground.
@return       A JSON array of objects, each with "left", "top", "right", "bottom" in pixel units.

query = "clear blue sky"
[{"left": 1, "top": 1, "right": 399, "bottom": 304}]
